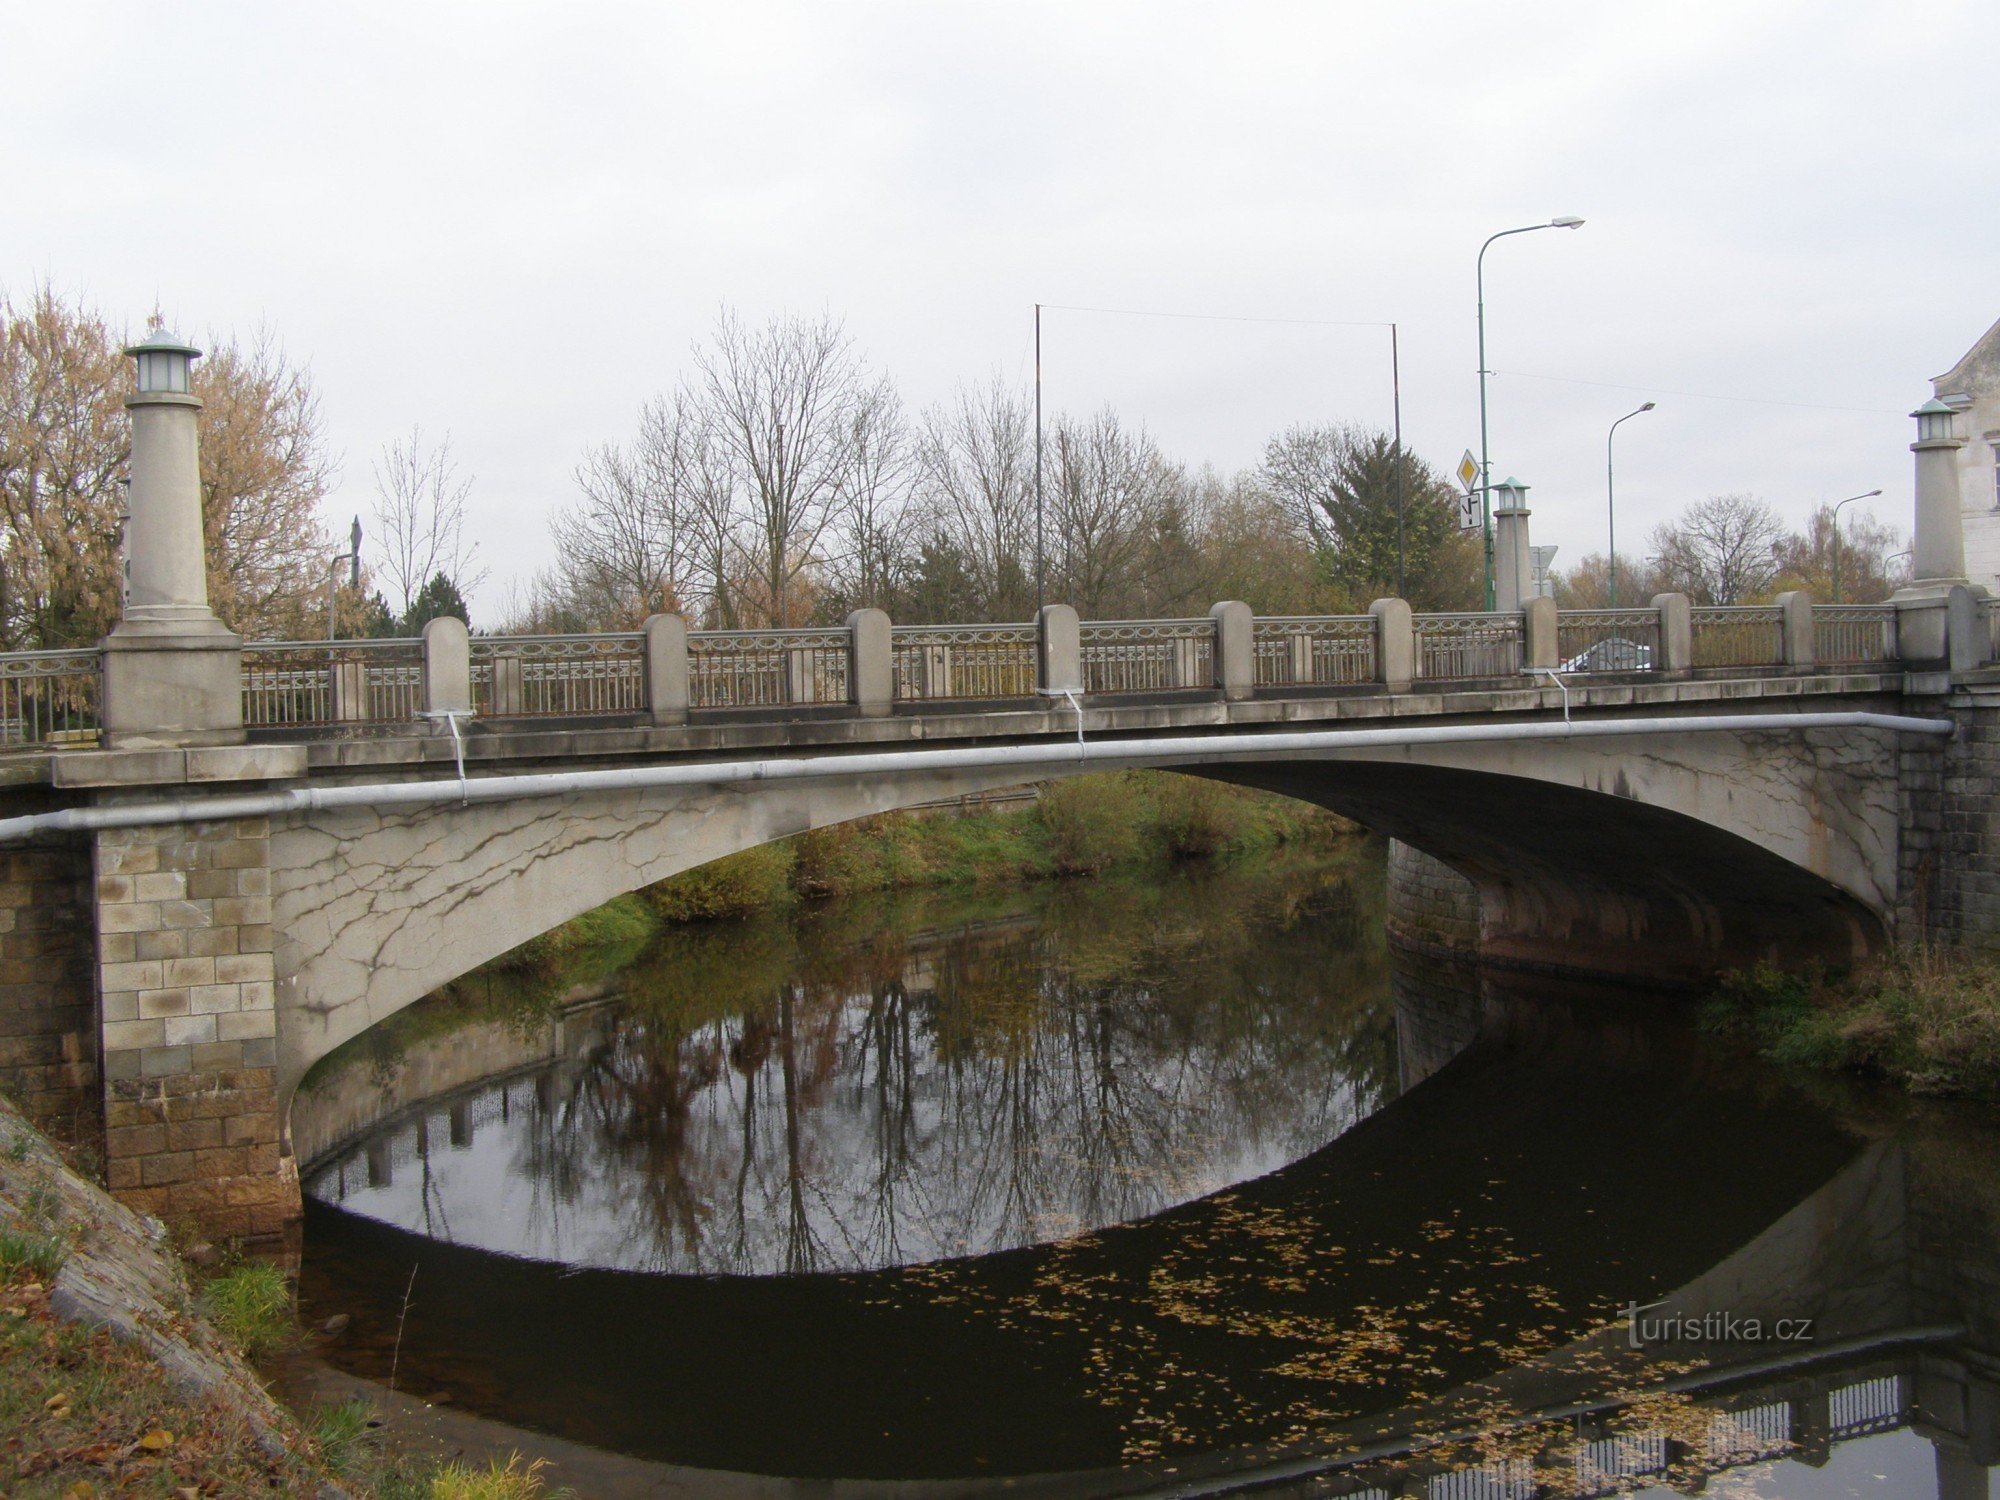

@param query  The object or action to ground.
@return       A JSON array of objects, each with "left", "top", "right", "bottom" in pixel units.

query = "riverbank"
[
  {"left": 0, "top": 1095, "right": 576, "bottom": 1498},
  {"left": 1701, "top": 949, "right": 2000, "bottom": 1098},
  {"left": 492, "top": 770, "right": 1350, "bottom": 977}
]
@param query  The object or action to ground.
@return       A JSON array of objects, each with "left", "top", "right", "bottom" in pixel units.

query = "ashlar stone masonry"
[{"left": 93, "top": 816, "right": 293, "bottom": 1244}]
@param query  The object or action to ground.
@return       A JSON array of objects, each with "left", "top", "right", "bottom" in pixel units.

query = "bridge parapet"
[{"left": 0, "top": 594, "right": 1930, "bottom": 754}]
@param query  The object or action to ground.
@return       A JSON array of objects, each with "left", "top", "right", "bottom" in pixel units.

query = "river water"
[{"left": 292, "top": 841, "right": 2000, "bottom": 1498}]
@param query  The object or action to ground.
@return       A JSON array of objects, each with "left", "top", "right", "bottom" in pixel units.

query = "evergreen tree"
[{"left": 401, "top": 572, "right": 469, "bottom": 633}]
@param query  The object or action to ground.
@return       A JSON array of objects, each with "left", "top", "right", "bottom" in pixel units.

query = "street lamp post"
[
  {"left": 1606, "top": 402, "right": 1656, "bottom": 608},
  {"left": 1477, "top": 215, "right": 1584, "bottom": 609},
  {"left": 1828, "top": 488, "right": 1884, "bottom": 603}
]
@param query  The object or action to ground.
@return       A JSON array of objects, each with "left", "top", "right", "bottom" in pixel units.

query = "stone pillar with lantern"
[
  {"left": 1491, "top": 477, "right": 1536, "bottom": 614},
  {"left": 1892, "top": 399, "right": 1983, "bottom": 671},
  {"left": 100, "top": 324, "right": 245, "bottom": 747},
  {"left": 72, "top": 324, "right": 301, "bottom": 1251}
]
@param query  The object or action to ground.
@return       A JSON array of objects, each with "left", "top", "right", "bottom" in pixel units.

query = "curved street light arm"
[{"left": 1477, "top": 218, "right": 1584, "bottom": 610}]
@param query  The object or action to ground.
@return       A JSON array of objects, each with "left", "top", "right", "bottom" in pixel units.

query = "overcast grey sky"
[{"left": 7, "top": 1, "right": 1997, "bottom": 615}]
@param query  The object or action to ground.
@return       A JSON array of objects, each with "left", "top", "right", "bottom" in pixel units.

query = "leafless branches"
[{"left": 371, "top": 426, "right": 483, "bottom": 620}]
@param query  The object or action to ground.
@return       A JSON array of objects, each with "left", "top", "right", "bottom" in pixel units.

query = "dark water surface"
[{"left": 294, "top": 845, "right": 2000, "bottom": 1497}]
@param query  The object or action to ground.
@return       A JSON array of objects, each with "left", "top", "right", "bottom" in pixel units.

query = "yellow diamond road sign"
[{"left": 1456, "top": 450, "right": 1479, "bottom": 493}]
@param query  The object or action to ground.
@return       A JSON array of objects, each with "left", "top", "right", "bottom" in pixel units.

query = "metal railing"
[
  {"left": 0, "top": 650, "right": 101, "bottom": 747},
  {"left": 891, "top": 623, "right": 1037, "bottom": 702},
  {"left": 1828, "top": 1374, "right": 1904, "bottom": 1439},
  {"left": 1985, "top": 598, "right": 2000, "bottom": 663},
  {"left": 471, "top": 634, "right": 645, "bottom": 717},
  {"left": 688, "top": 628, "right": 850, "bottom": 710},
  {"left": 1414, "top": 613, "right": 1522, "bottom": 680},
  {"left": 1555, "top": 609, "right": 1661, "bottom": 673},
  {"left": 1079, "top": 619, "right": 1216, "bottom": 694},
  {"left": 241, "top": 639, "right": 423, "bottom": 727},
  {"left": 1813, "top": 604, "right": 1897, "bottom": 665},
  {"left": 1691, "top": 605, "right": 1784, "bottom": 668},
  {"left": 1252, "top": 616, "right": 1377, "bottom": 687}
]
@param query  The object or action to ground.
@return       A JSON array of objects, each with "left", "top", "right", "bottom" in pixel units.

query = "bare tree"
[
  {"left": 694, "top": 310, "right": 899, "bottom": 627},
  {"left": 1552, "top": 551, "right": 1663, "bottom": 609},
  {"left": 1649, "top": 494, "right": 1786, "bottom": 605},
  {"left": 1048, "top": 408, "right": 1179, "bottom": 617},
  {"left": 823, "top": 390, "right": 915, "bottom": 615},
  {"left": 913, "top": 377, "right": 1036, "bottom": 619},
  {"left": 371, "top": 426, "right": 483, "bottom": 621}
]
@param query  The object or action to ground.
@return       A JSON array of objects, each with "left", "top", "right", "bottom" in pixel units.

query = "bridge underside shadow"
[
  {"left": 1208, "top": 760, "right": 1885, "bottom": 987},
  {"left": 273, "top": 722, "right": 1901, "bottom": 1099}
]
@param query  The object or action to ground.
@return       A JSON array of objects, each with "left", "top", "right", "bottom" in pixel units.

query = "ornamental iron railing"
[
  {"left": 241, "top": 639, "right": 423, "bottom": 727},
  {"left": 1555, "top": 609, "right": 1661, "bottom": 673},
  {"left": 1813, "top": 605, "right": 1897, "bottom": 665},
  {"left": 1691, "top": 606, "right": 1785, "bottom": 668},
  {"left": 471, "top": 633, "right": 646, "bottom": 717},
  {"left": 891, "top": 623, "right": 1038, "bottom": 702},
  {"left": 1251, "top": 616, "right": 1377, "bottom": 687},
  {"left": 1414, "top": 613, "right": 1522, "bottom": 680},
  {"left": 1079, "top": 619, "right": 1216, "bottom": 694},
  {"left": 688, "top": 628, "right": 850, "bottom": 710},
  {"left": 0, "top": 650, "right": 101, "bottom": 747}
]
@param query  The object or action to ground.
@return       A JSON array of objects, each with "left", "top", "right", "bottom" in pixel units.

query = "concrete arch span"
[{"left": 270, "top": 720, "right": 1903, "bottom": 1106}]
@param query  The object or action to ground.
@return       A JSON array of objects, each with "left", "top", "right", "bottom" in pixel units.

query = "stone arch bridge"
[{"left": 2, "top": 590, "right": 1996, "bottom": 1243}]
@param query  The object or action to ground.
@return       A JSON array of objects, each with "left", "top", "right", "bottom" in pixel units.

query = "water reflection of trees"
[{"left": 500, "top": 853, "right": 1397, "bottom": 1275}]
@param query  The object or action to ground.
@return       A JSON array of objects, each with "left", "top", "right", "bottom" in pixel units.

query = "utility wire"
[
  {"left": 1036, "top": 302, "right": 1391, "bottom": 330},
  {"left": 1491, "top": 367, "right": 1902, "bottom": 417}
]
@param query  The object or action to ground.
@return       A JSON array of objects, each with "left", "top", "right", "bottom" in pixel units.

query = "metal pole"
[
  {"left": 1606, "top": 403, "right": 1655, "bottom": 609},
  {"left": 1828, "top": 489, "right": 1883, "bottom": 604},
  {"left": 1392, "top": 322, "right": 1406, "bottom": 600},
  {"left": 1478, "top": 218, "right": 1583, "bottom": 611},
  {"left": 1034, "top": 303, "right": 1044, "bottom": 612}
]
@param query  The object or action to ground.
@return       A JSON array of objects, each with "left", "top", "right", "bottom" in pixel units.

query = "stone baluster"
[
  {"left": 643, "top": 613, "right": 689, "bottom": 725},
  {"left": 422, "top": 616, "right": 471, "bottom": 715},
  {"left": 1654, "top": 592, "right": 1692, "bottom": 675},
  {"left": 848, "top": 609, "right": 893, "bottom": 717},
  {"left": 1776, "top": 591, "right": 1815, "bottom": 669},
  {"left": 1522, "top": 596, "right": 1558, "bottom": 671},
  {"left": 1370, "top": 597, "right": 1414, "bottom": 691},
  {"left": 1038, "top": 604, "right": 1082, "bottom": 695},
  {"left": 1209, "top": 601, "right": 1254, "bottom": 701}
]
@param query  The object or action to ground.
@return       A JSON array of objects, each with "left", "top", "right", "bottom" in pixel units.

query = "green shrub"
[
  {"left": 489, "top": 893, "right": 658, "bottom": 974},
  {"left": 1154, "top": 773, "right": 1236, "bottom": 859},
  {"left": 791, "top": 820, "right": 874, "bottom": 897},
  {"left": 643, "top": 842, "right": 795, "bottom": 921},
  {"left": 200, "top": 1261, "right": 292, "bottom": 1356},
  {"left": 1702, "top": 954, "right": 2000, "bottom": 1097},
  {"left": 1037, "top": 773, "right": 1146, "bottom": 874}
]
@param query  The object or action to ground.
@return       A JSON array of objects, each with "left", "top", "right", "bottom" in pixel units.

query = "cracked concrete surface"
[{"left": 268, "top": 721, "right": 1906, "bottom": 1109}]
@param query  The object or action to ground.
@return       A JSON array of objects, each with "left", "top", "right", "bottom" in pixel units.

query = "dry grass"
[
  {"left": 0, "top": 1266, "right": 330, "bottom": 1498},
  {"left": 1702, "top": 948, "right": 2000, "bottom": 1096}
]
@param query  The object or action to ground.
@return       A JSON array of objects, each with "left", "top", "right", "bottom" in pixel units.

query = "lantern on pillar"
[
  {"left": 1492, "top": 476, "right": 1531, "bottom": 511},
  {"left": 1913, "top": 398, "right": 1958, "bottom": 445},
  {"left": 125, "top": 323, "right": 201, "bottom": 395}
]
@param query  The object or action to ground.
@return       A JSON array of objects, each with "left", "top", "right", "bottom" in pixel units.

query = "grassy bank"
[
  {"left": 1701, "top": 951, "right": 2000, "bottom": 1098},
  {"left": 0, "top": 1102, "right": 571, "bottom": 1499},
  {"left": 494, "top": 771, "right": 1350, "bottom": 975}
]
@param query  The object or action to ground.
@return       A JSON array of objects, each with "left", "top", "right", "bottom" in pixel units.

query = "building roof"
[{"left": 1935, "top": 314, "right": 2000, "bottom": 401}]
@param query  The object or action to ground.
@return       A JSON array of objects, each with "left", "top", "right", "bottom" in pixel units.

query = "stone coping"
[{"left": 0, "top": 669, "right": 1913, "bottom": 791}]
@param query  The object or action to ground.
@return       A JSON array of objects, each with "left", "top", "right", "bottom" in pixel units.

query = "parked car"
[{"left": 1560, "top": 637, "right": 1653, "bottom": 673}]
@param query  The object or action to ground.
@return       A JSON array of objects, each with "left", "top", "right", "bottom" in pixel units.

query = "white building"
[{"left": 1933, "top": 316, "right": 2000, "bottom": 592}]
